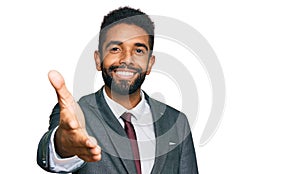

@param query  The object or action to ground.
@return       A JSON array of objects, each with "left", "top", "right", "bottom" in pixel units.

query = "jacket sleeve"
[
  {"left": 36, "top": 103, "right": 60, "bottom": 172},
  {"left": 179, "top": 115, "right": 199, "bottom": 174}
]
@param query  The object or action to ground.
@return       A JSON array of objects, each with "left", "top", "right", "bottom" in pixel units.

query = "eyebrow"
[
  {"left": 105, "top": 41, "right": 122, "bottom": 50},
  {"left": 135, "top": 43, "right": 149, "bottom": 51},
  {"left": 105, "top": 41, "right": 149, "bottom": 51}
]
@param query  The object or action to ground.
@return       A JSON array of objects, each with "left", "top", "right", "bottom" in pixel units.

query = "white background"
[{"left": 1, "top": 0, "right": 300, "bottom": 173}]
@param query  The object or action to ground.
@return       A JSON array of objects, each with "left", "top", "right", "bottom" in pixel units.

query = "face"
[{"left": 94, "top": 23, "right": 155, "bottom": 95}]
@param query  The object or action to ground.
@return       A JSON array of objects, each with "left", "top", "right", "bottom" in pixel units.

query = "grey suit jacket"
[{"left": 37, "top": 88, "right": 198, "bottom": 173}]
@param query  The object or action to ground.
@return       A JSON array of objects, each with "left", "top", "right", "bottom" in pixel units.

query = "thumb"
[{"left": 48, "top": 70, "right": 74, "bottom": 109}]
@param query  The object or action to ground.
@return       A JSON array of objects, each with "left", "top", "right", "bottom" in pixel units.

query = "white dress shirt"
[{"left": 49, "top": 90, "right": 156, "bottom": 173}]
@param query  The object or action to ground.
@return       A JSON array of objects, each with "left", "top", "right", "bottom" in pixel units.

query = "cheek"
[
  {"left": 137, "top": 59, "right": 150, "bottom": 70},
  {"left": 102, "top": 55, "right": 117, "bottom": 68},
  {"left": 133, "top": 55, "right": 149, "bottom": 65}
]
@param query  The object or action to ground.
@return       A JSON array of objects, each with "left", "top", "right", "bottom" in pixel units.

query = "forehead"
[{"left": 104, "top": 23, "right": 149, "bottom": 46}]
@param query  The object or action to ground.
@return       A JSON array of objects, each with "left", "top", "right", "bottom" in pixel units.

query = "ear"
[
  {"left": 94, "top": 51, "right": 102, "bottom": 71},
  {"left": 146, "top": 55, "right": 155, "bottom": 75}
]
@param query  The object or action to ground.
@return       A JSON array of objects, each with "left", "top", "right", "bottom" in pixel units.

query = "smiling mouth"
[{"left": 114, "top": 69, "right": 136, "bottom": 79}]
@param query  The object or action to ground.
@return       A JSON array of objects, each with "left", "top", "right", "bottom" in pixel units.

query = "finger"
[
  {"left": 80, "top": 146, "right": 102, "bottom": 162},
  {"left": 72, "top": 145, "right": 101, "bottom": 155},
  {"left": 78, "top": 153, "right": 102, "bottom": 162},
  {"left": 48, "top": 70, "right": 74, "bottom": 110},
  {"left": 91, "top": 153, "right": 102, "bottom": 162},
  {"left": 71, "top": 143, "right": 101, "bottom": 160},
  {"left": 85, "top": 136, "right": 98, "bottom": 148},
  {"left": 89, "top": 145, "right": 101, "bottom": 155}
]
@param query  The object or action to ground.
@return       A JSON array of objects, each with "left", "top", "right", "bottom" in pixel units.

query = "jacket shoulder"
[
  {"left": 146, "top": 93, "right": 186, "bottom": 118},
  {"left": 78, "top": 93, "right": 98, "bottom": 107}
]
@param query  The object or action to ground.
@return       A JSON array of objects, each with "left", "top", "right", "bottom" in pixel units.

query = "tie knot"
[{"left": 121, "top": 112, "right": 133, "bottom": 123}]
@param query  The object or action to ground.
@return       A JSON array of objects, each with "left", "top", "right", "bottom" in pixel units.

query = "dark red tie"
[{"left": 121, "top": 112, "right": 142, "bottom": 174}]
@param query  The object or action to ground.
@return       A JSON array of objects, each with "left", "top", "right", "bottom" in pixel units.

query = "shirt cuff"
[{"left": 48, "top": 126, "right": 85, "bottom": 172}]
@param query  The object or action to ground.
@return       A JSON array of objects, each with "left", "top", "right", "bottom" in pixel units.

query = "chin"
[
  {"left": 110, "top": 81, "right": 140, "bottom": 95},
  {"left": 103, "top": 70, "right": 146, "bottom": 95}
]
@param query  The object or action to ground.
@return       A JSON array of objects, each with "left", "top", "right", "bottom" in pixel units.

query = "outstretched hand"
[{"left": 48, "top": 70, "right": 101, "bottom": 162}]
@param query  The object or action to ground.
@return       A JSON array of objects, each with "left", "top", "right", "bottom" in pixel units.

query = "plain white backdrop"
[{"left": 0, "top": 0, "right": 299, "bottom": 173}]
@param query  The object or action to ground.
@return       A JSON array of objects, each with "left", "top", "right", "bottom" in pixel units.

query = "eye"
[
  {"left": 135, "top": 48, "right": 145, "bottom": 55},
  {"left": 110, "top": 47, "right": 121, "bottom": 53}
]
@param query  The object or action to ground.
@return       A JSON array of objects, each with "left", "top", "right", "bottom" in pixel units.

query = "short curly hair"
[{"left": 98, "top": 7, "right": 155, "bottom": 58}]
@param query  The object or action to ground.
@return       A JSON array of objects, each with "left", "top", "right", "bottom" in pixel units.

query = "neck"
[{"left": 104, "top": 86, "right": 141, "bottom": 109}]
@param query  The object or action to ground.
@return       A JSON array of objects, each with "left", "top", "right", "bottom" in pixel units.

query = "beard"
[{"left": 101, "top": 63, "right": 146, "bottom": 95}]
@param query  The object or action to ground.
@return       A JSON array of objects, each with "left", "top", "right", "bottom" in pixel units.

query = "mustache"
[{"left": 108, "top": 64, "right": 142, "bottom": 73}]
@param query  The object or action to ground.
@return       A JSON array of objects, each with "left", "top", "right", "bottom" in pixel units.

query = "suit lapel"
[
  {"left": 145, "top": 93, "right": 171, "bottom": 174},
  {"left": 94, "top": 89, "right": 137, "bottom": 174},
  {"left": 92, "top": 89, "right": 172, "bottom": 173}
]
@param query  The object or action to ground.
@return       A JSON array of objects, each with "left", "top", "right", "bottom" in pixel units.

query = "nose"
[{"left": 119, "top": 49, "right": 134, "bottom": 65}]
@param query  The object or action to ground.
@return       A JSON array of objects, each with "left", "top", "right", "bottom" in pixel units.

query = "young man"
[{"left": 37, "top": 7, "right": 198, "bottom": 174}]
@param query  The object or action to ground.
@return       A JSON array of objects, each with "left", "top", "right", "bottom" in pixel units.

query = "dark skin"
[{"left": 49, "top": 23, "right": 155, "bottom": 162}]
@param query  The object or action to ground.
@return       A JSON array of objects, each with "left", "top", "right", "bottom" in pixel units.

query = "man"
[{"left": 37, "top": 7, "right": 198, "bottom": 174}]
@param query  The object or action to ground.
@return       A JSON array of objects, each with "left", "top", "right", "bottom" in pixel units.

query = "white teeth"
[{"left": 116, "top": 71, "right": 134, "bottom": 76}]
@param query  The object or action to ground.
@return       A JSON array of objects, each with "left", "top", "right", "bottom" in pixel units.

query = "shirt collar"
[{"left": 103, "top": 89, "right": 148, "bottom": 121}]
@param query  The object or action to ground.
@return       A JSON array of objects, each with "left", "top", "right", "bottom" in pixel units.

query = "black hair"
[{"left": 98, "top": 7, "right": 155, "bottom": 58}]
